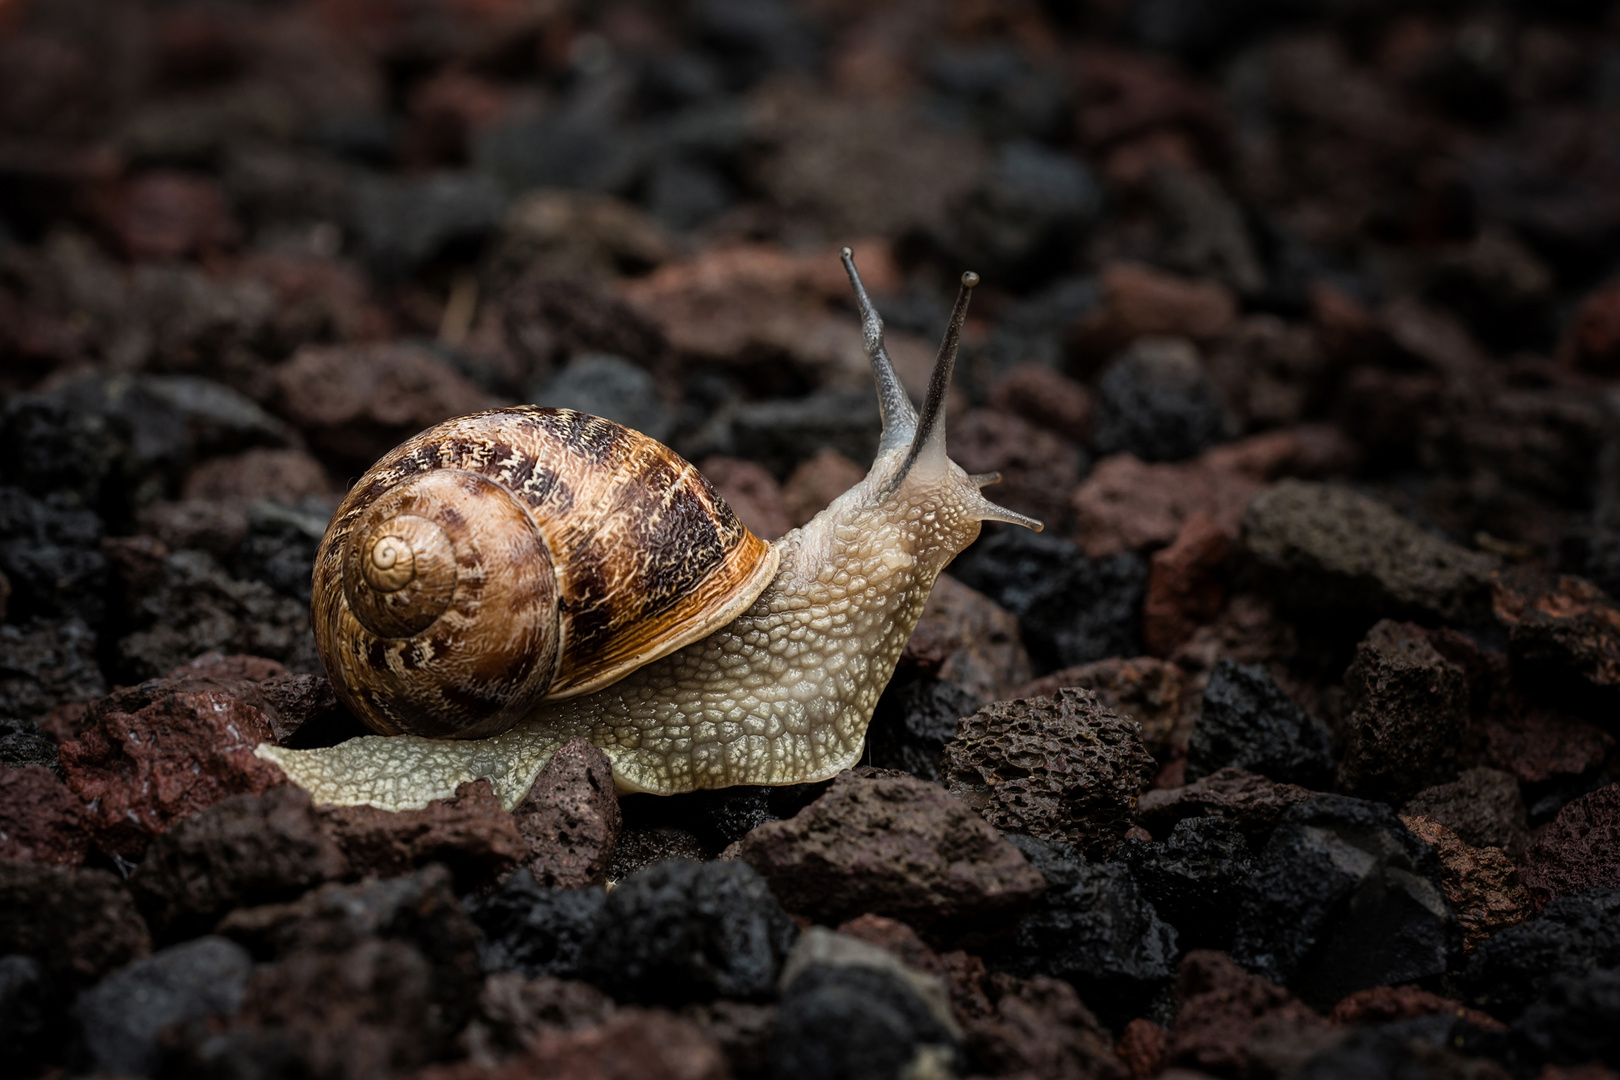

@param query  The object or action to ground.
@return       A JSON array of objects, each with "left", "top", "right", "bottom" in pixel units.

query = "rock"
[
  {"left": 900, "top": 573, "right": 1032, "bottom": 704},
  {"left": 485, "top": 190, "right": 675, "bottom": 290},
  {"left": 107, "top": 170, "right": 239, "bottom": 261},
  {"left": 943, "top": 688, "right": 1157, "bottom": 858},
  {"left": 866, "top": 675, "right": 979, "bottom": 784},
  {"left": 1073, "top": 263, "right": 1239, "bottom": 359},
  {"left": 1166, "top": 950, "right": 1334, "bottom": 1078},
  {"left": 316, "top": 778, "right": 527, "bottom": 892},
  {"left": 947, "top": 407, "right": 1084, "bottom": 527},
  {"left": 725, "top": 390, "right": 884, "bottom": 480},
  {"left": 464, "top": 971, "right": 617, "bottom": 1057},
  {"left": 988, "top": 363, "right": 1094, "bottom": 445},
  {"left": 1187, "top": 659, "right": 1334, "bottom": 789},
  {"left": 1291, "top": 1026, "right": 1501, "bottom": 1080},
  {"left": 0, "top": 954, "right": 50, "bottom": 1071},
  {"left": 582, "top": 859, "right": 797, "bottom": 1005},
  {"left": 1329, "top": 984, "right": 1502, "bottom": 1030},
  {"left": 1116, "top": 1018, "right": 1168, "bottom": 1080},
  {"left": 782, "top": 448, "right": 867, "bottom": 528},
  {"left": 779, "top": 926, "right": 961, "bottom": 1040},
  {"left": 72, "top": 936, "right": 253, "bottom": 1078},
  {"left": 1136, "top": 766, "right": 1316, "bottom": 841},
  {"left": 1121, "top": 816, "right": 1253, "bottom": 951},
  {"left": 1240, "top": 480, "right": 1500, "bottom": 626},
  {"left": 1144, "top": 512, "right": 1232, "bottom": 656},
  {"left": 0, "top": 765, "right": 89, "bottom": 867},
  {"left": 134, "top": 499, "right": 249, "bottom": 556},
  {"left": 467, "top": 871, "right": 607, "bottom": 981},
  {"left": 350, "top": 170, "right": 505, "bottom": 277},
  {"left": 1493, "top": 570, "right": 1620, "bottom": 689},
  {"left": 968, "top": 972, "right": 1127, "bottom": 1080},
  {"left": 682, "top": 1000, "right": 778, "bottom": 1079},
  {"left": 609, "top": 825, "right": 716, "bottom": 880},
  {"left": 1519, "top": 785, "right": 1620, "bottom": 908},
  {"left": 1512, "top": 968, "right": 1620, "bottom": 1070},
  {"left": 432, "top": 1008, "right": 731, "bottom": 1080},
  {"left": 0, "top": 716, "right": 60, "bottom": 774},
  {"left": 1461, "top": 888, "right": 1620, "bottom": 1018},
  {"left": 129, "top": 786, "right": 348, "bottom": 943},
  {"left": 739, "top": 771, "right": 1047, "bottom": 932},
  {"left": 698, "top": 455, "right": 792, "bottom": 540},
  {"left": 950, "top": 527, "right": 1148, "bottom": 671},
  {"left": 182, "top": 447, "right": 334, "bottom": 505},
  {"left": 0, "top": 861, "right": 150, "bottom": 993},
  {"left": 772, "top": 961, "right": 961, "bottom": 1080},
  {"left": 1231, "top": 795, "right": 1459, "bottom": 1011},
  {"left": 1561, "top": 276, "right": 1620, "bottom": 376},
  {"left": 274, "top": 342, "right": 499, "bottom": 472},
  {"left": 1012, "top": 655, "right": 1194, "bottom": 760},
  {"left": 234, "top": 499, "right": 329, "bottom": 605},
  {"left": 59, "top": 687, "right": 286, "bottom": 859},
  {"left": 511, "top": 738, "right": 622, "bottom": 890},
  {"left": 1403, "top": 767, "right": 1531, "bottom": 858},
  {"left": 0, "top": 485, "right": 106, "bottom": 625},
  {"left": 541, "top": 354, "right": 672, "bottom": 444},
  {"left": 1401, "top": 814, "right": 1534, "bottom": 954},
  {"left": 1336, "top": 620, "right": 1469, "bottom": 803},
  {"left": 1069, "top": 450, "right": 1261, "bottom": 560},
  {"left": 834, "top": 914, "right": 994, "bottom": 1025},
  {"left": 1206, "top": 315, "right": 1332, "bottom": 430},
  {"left": 500, "top": 273, "right": 668, "bottom": 380},
  {"left": 1479, "top": 710, "right": 1615, "bottom": 787},
  {"left": 1092, "top": 337, "right": 1228, "bottom": 463}
]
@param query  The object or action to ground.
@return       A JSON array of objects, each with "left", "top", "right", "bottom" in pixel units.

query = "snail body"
[{"left": 259, "top": 253, "right": 1040, "bottom": 810}]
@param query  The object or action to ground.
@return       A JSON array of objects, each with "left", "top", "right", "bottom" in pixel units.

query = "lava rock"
[
  {"left": 1187, "top": 659, "right": 1333, "bottom": 789},
  {"left": 510, "top": 1008, "right": 732, "bottom": 1080},
  {"left": 350, "top": 170, "right": 506, "bottom": 277},
  {"left": 1136, "top": 766, "right": 1316, "bottom": 841},
  {"left": 1231, "top": 795, "right": 1459, "bottom": 1011},
  {"left": 539, "top": 354, "right": 672, "bottom": 443},
  {"left": 609, "top": 825, "right": 716, "bottom": 880},
  {"left": 1240, "top": 480, "right": 1500, "bottom": 627},
  {"left": 1493, "top": 569, "right": 1620, "bottom": 689},
  {"left": 1330, "top": 983, "right": 1504, "bottom": 1030},
  {"left": 867, "top": 675, "right": 980, "bottom": 784},
  {"left": 947, "top": 407, "right": 1084, "bottom": 527},
  {"left": 986, "top": 839, "right": 1178, "bottom": 1025},
  {"left": 1093, "top": 336, "right": 1228, "bottom": 463},
  {"left": 1403, "top": 767, "right": 1530, "bottom": 858},
  {"left": 772, "top": 963, "right": 962, "bottom": 1080},
  {"left": 1069, "top": 447, "right": 1263, "bottom": 559},
  {"left": 316, "top": 778, "right": 528, "bottom": 892},
  {"left": 782, "top": 447, "right": 867, "bottom": 528},
  {"left": 964, "top": 973, "right": 1125, "bottom": 1080},
  {"left": 1144, "top": 511, "right": 1233, "bottom": 656},
  {"left": 899, "top": 573, "right": 1033, "bottom": 704},
  {"left": 1336, "top": 620, "right": 1469, "bottom": 803},
  {"left": 468, "top": 870, "right": 607, "bottom": 981},
  {"left": 739, "top": 771, "right": 1047, "bottom": 932},
  {"left": 0, "top": 954, "right": 51, "bottom": 1071},
  {"left": 950, "top": 526, "right": 1148, "bottom": 671},
  {"left": 582, "top": 859, "right": 797, "bottom": 1005},
  {"left": 1461, "top": 888, "right": 1620, "bottom": 1018},
  {"left": 463, "top": 971, "right": 617, "bottom": 1055},
  {"left": 725, "top": 390, "right": 883, "bottom": 480},
  {"left": 0, "top": 486, "right": 106, "bottom": 624},
  {"left": 0, "top": 765, "right": 89, "bottom": 867},
  {"left": 1519, "top": 784, "right": 1620, "bottom": 907},
  {"left": 987, "top": 362, "right": 1094, "bottom": 444},
  {"left": 0, "top": 716, "right": 60, "bottom": 774},
  {"left": 0, "top": 617, "right": 106, "bottom": 722},
  {"left": 72, "top": 936, "right": 252, "bottom": 1078},
  {"left": 1401, "top": 814, "right": 1534, "bottom": 954},
  {"left": 699, "top": 455, "right": 792, "bottom": 540},
  {"left": 1166, "top": 950, "right": 1336, "bottom": 1078},
  {"left": 233, "top": 499, "right": 327, "bottom": 606},
  {"left": 1510, "top": 967, "right": 1620, "bottom": 1069},
  {"left": 129, "top": 786, "right": 348, "bottom": 943},
  {"left": 1121, "top": 816, "right": 1254, "bottom": 950},
  {"left": 1012, "top": 654, "right": 1193, "bottom": 760},
  {"left": 943, "top": 688, "right": 1157, "bottom": 858},
  {"left": 0, "top": 861, "right": 150, "bottom": 994},
  {"left": 512, "top": 737, "right": 623, "bottom": 890}
]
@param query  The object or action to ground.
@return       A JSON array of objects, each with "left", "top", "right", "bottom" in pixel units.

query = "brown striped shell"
[{"left": 312, "top": 407, "right": 780, "bottom": 739}]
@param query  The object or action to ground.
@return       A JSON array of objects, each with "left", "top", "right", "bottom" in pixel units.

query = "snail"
[{"left": 258, "top": 251, "right": 1041, "bottom": 811}]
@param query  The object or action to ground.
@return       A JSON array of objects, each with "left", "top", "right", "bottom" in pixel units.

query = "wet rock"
[
  {"left": 782, "top": 447, "right": 866, "bottom": 528},
  {"left": 943, "top": 688, "right": 1156, "bottom": 858},
  {"left": 900, "top": 573, "right": 1032, "bottom": 704},
  {"left": 1012, "top": 655, "right": 1193, "bottom": 760},
  {"left": 1069, "top": 449, "right": 1261, "bottom": 560},
  {"left": 1231, "top": 795, "right": 1459, "bottom": 1010},
  {"left": 1072, "top": 263, "right": 1240, "bottom": 361},
  {"left": 0, "top": 485, "right": 106, "bottom": 624},
  {"left": 1187, "top": 659, "right": 1334, "bottom": 789},
  {"left": 72, "top": 936, "right": 252, "bottom": 1078},
  {"left": 1403, "top": 767, "right": 1530, "bottom": 858},
  {"left": 1240, "top": 480, "right": 1500, "bottom": 626},
  {"left": 950, "top": 527, "right": 1148, "bottom": 671},
  {"left": 0, "top": 861, "right": 150, "bottom": 993},
  {"left": 1519, "top": 785, "right": 1620, "bottom": 908},
  {"left": 512, "top": 738, "right": 622, "bottom": 890},
  {"left": 1166, "top": 950, "right": 1335, "bottom": 1078},
  {"left": 0, "top": 765, "right": 88, "bottom": 867},
  {"left": 1493, "top": 570, "right": 1620, "bottom": 689},
  {"left": 1121, "top": 816, "right": 1253, "bottom": 950},
  {"left": 698, "top": 455, "right": 792, "bottom": 540},
  {"left": 59, "top": 688, "right": 286, "bottom": 859},
  {"left": 317, "top": 778, "right": 527, "bottom": 892},
  {"left": 467, "top": 870, "right": 607, "bottom": 981},
  {"left": 1511, "top": 968, "right": 1620, "bottom": 1070},
  {"left": 1330, "top": 984, "right": 1502, "bottom": 1030},
  {"left": 583, "top": 859, "right": 797, "bottom": 1005},
  {"left": 948, "top": 407, "right": 1083, "bottom": 527},
  {"left": 129, "top": 786, "right": 348, "bottom": 943},
  {"left": 987, "top": 839, "right": 1178, "bottom": 1025},
  {"left": 739, "top": 771, "right": 1046, "bottom": 932},
  {"left": 1337, "top": 620, "right": 1469, "bottom": 803},
  {"left": 0, "top": 716, "right": 60, "bottom": 774},
  {"left": 773, "top": 961, "right": 961, "bottom": 1080},
  {"left": 0, "top": 618, "right": 101, "bottom": 726},
  {"left": 1144, "top": 512, "right": 1232, "bottom": 657},
  {"left": 1462, "top": 888, "right": 1620, "bottom": 1018},
  {"left": 541, "top": 354, "right": 672, "bottom": 443},
  {"left": 866, "top": 675, "right": 979, "bottom": 784},
  {"left": 1137, "top": 766, "right": 1316, "bottom": 841},
  {"left": 1093, "top": 337, "right": 1228, "bottom": 463},
  {"left": 1402, "top": 814, "right": 1534, "bottom": 954}
]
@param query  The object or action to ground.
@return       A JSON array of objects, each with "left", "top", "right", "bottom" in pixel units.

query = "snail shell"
[{"left": 313, "top": 406, "right": 779, "bottom": 739}]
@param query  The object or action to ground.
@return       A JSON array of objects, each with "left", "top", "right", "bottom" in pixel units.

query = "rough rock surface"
[
  {"left": 773, "top": 959, "right": 962, "bottom": 1080},
  {"left": 866, "top": 675, "right": 980, "bottom": 784},
  {"left": 949, "top": 407, "right": 1084, "bottom": 527},
  {"left": 964, "top": 973, "right": 1126, "bottom": 1080},
  {"left": 1493, "top": 569, "right": 1620, "bottom": 688},
  {"left": 1013, "top": 655, "right": 1193, "bottom": 759},
  {"left": 1519, "top": 784, "right": 1620, "bottom": 907},
  {"left": 1186, "top": 658, "right": 1334, "bottom": 788},
  {"left": 1461, "top": 888, "right": 1620, "bottom": 1017},
  {"left": 1402, "top": 767, "right": 1530, "bottom": 858},
  {"left": 739, "top": 771, "right": 1047, "bottom": 932},
  {"left": 943, "top": 688, "right": 1156, "bottom": 858},
  {"left": 511, "top": 737, "right": 622, "bottom": 889},
  {"left": 1070, "top": 450, "right": 1262, "bottom": 559},
  {"left": 901, "top": 573, "right": 1033, "bottom": 704},
  {"left": 0, "top": 765, "right": 89, "bottom": 866},
  {"left": 469, "top": 871, "right": 607, "bottom": 981},
  {"left": 447, "top": 1008, "right": 733, "bottom": 1080},
  {"left": 1328, "top": 983, "right": 1502, "bottom": 1030},
  {"left": 316, "top": 778, "right": 527, "bottom": 891},
  {"left": 1136, "top": 766, "right": 1316, "bottom": 840},
  {"left": 1121, "top": 816, "right": 1254, "bottom": 950},
  {"left": 0, "top": 861, "right": 151, "bottom": 993},
  {"left": 1401, "top": 814, "right": 1534, "bottom": 953},
  {"left": 1167, "top": 950, "right": 1335, "bottom": 1078},
  {"left": 1144, "top": 511, "right": 1233, "bottom": 656}
]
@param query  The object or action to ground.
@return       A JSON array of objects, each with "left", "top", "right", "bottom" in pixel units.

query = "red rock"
[
  {"left": 1011, "top": 655, "right": 1194, "bottom": 759},
  {"left": 1519, "top": 784, "right": 1620, "bottom": 909},
  {"left": 965, "top": 973, "right": 1126, "bottom": 1080},
  {"left": 183, "top": 447, "right": 335, "bottom": 505},
  {"left": 698, "top": 456, "right": 792, "bottom": 541},
  {"left": 0, "top": 861, "right": 152, "bottom": 993},
  {"left": 782, "top": 447, "right": 867, "bottom": 527},
  {"left": 1070, "top": 451, "right": 1260, "bottom": 558},
  {"left": 468, "top": 972, "right": 617, "bottom": 1058},
  {"left": 948, "top": 408, "right": 1082, "bottom": 528},
  {"left": 1493, "top": 569, "right": 1620, "bottom": 689},
  {"left": 237, "top": 252, "right": 394, "bottom": 348},
  {"left": 1167, "top": 950, "right": 1334, "bottom": 1077},
  {"left": 738, "top": 771, "right": 1047, "bottom": 933},
  {"left": 1136, "top": 767, "right": 1314, "bottom": 842},
  {"left": 1144, "top": 512, "right": 1232, "bottom": 658},
  {"left": 1117, "top": 1017, "right": 1169, "bottom": 1080},
  {"left": 1071, "top": 262, "right": 1238, "bottom": 363},
  {"left": 512, "top": 738, "right": 622, "bottom": 890},
  {"left": 108, "top": 170, "right": 239, "bottom": 261},
  {"left": 1071, "top": 45, "right": 1228, "bottom": 151},
  {"left": 1401, "top": 814, "right": 1533, "bottom": 953},
  {"left": 59, "top": 689, "right": 287, "bottom": 859},
  {"left": 418, "top": 1009, "right": 730, "bottom": 1080},
  {"left": 1479, "top": 710, "right": 1615, "bottom": 785},
  {"left": 1561, "top": 276, "right": 1620, "bottom": 375},
  {"left": 135, "top": 653, "right": 351, "bottom": 746},
  {"left": 987, "top": 363, "right": 1094, "bottom": 443},
  {"left": 1329, "top": 983, "right": 1504, "bottom": 1031},
  {"left": 0, "top": 765, "right": 89, "bottom": 867},
  {"left": 902, "top": 573, "right": 1032, "bottom": 703},
  {"left": 317, "top": 778, "right": 526, "bottom": 892}
]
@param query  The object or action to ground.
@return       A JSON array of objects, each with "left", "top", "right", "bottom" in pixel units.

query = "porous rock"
[
  {"left": 1013, "top": 654, "right": 1193, "bottom": 760},
  {"left": 316, "top": 777, "right": 527, "bottom": 892},
  {"left": 1401, "top": 814, "right": 1534, "bottom": 954},
  {"left": 0, "top": 715, "right": 61, "bottom": 773},
  {"left": 1519, "top": 784, "right": 1620, "bottom": 907},
  {"left": 1240, "top": 479, "right": 1499, "bottom": 626},
  {"left": 0, "top": 860, "right": 151, "bottom": 993},
  {"left": 468, "top": 870, "right": 607, "bottom": 981},
  {"left": 583, "top": 858, "right": 797, "bottom": 1006},
  {"left": 512, "top": 737, "right": 622, "bottom": 889},
  {"left": 1479, "top": 709, "right": 1615, "bottom": 786},
  {"left": 900, "top": 572, "right": 1033, "bottom": 703},
  {"left": 1336, "top": 620, "right": 1469, "bottom": 803},
  {"left": 772, "top": 961, "right": 961, "bottom": 1080},
  {"left": 943, "top": 688, "right": 1156, "bottom": 858},
  {"left": 964, "top": 973, "right": 1126, "bottom": 1080},
  {"left": 782, "top": 448, "right": 866, "bottom": 528},
  {"left": 1121, "top": 816, "right": 1253, "bottom": 951},
  {"left": 1092, "top": 336, "right": 1228, "bottom": 463},
  {"left": 834, "top": 913, "right": 994, "bottom": 1026},
  {"left": 1069, "top": 449, "right": 1261, "bottom": 559},
  {"left": 1329, "top": 984, "right": 1502, "bottom": 1030},
  {"left": 0, "top": 616, "right": 106, "bottom": 722},
  {"left": 609, "top": 825, "right": 716, "bottom": 880},
  {"left": 464, "top": 971, "right": 617, "bottom": 1059},
  {"left": 1167, "top": 950, "right": 1335, "bottom": 1078},
  {"left": 1186, "top": 658, "right": 1334, "bottom": 789},
  {"left": 1493, "top": 569, "right": 1620, "bottom": 688},
  {"left": 948, "top": 407, "right": 1083, "bottom": 527},
  {"left": 1511, "top": 968, "right": 1620, "bottom": 1070},
  {"left": 739, "top": 771, "right": 1047, "bottom": 932},
  {"left": 59, "top": 688, "right": 287, "bottom": 859},
  {"left": 424, "top": 1008, "right": 730, "bottom": 1080},
  {"left": 129, "top": 785, "right": 349, "bottom": 942},
  {"left": 1136, "top": 766, "right": 1315, "bottom": 841},
  {"left": 1403, "top": 767, "right": 1530, "bottom": 858},
  {"left": 1461, "top": 888, "right": 1620, "bottom": 1018},
  {"left": 0, "top": 764, "right": 89, "bottom": 866},
  {"left": 1115, "top": 1018, "right": 1168, "bottom": 1080},
  {"left": 1144, "top": 511, "right": 1232, "bottom": 656}
]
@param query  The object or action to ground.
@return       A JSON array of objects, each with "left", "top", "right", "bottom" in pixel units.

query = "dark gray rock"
[
  {"left": 0, "top": 617, "right": 106, "bottom": 722},
  {"left": 350, "top": 171, "right": 506, "bottom": 277},
  {"left": 1511, "top": 967, "right": 1620, "bottom": 1069},
  {"left": 1337, "top": 620, "right": 1469, "bottom": 803},
  {"left": 1121, "top": 816, "right": 1253, "bottom": 951},
  {"left": 772, "top": 964, "right": 961, "bottom": 1080},
  {"left": 1461, "top": 888, "right": 1620, "bottom": 1018},
  {"left": 1092, "top": 337, "right": 1227, "bottom": 463},
  {"left": 537, "top": 354, "right": 672, "bottom": 443},
  {"left": 0, "top": 486, "right": 107, "bottom": 625},
  {"left": 0, "top": 954, "right": 51, "bottom": 1071},
  {"left": 1187, "top": 659, "right": 1334, "bottom": 789},
  {"left": 233, "top": 500, "right": 328, "bottom": 606},
  {"left": 0, "top": 716, "right": 62, "bottom": 776},
  {"left": 867, "top": 676, "right": 980, "bottom": 784},
  {"left": 941, "top": 139, "right": 1102, "bottom": 288},
  {"left": 726, "top": 390, "right": 882, "bottom": 479},
  {"left": 0, "top": 861, "right": 150, "bottom": 995},
  {"left": 467, "top": 870, "right": 607, "bottom": 980}
]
